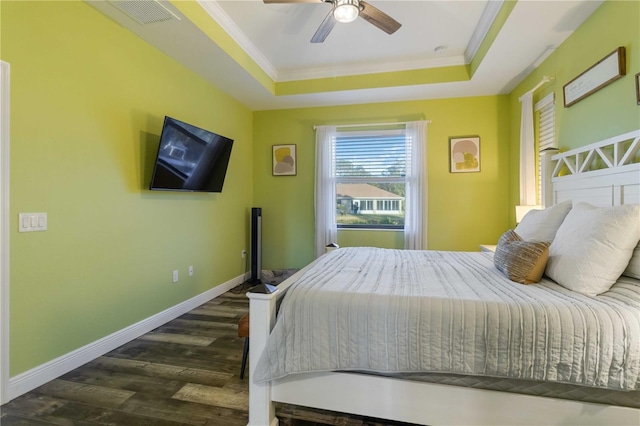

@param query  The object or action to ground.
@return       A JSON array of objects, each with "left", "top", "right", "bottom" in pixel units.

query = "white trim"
[
  {"left": 278, "top": 55, "right": 465, "bottom": 82},
  {"left": 7, "top": 274, "right": 244, "bottom": 401},
  {"left": 464, "top": 0, "right": 503, "bottom": 64},
  {"left": 197, "top": 0, "right": 279, "bottom": 81},
  {"left": 0, "top": 61, "right": 10, "bottom": 405}
]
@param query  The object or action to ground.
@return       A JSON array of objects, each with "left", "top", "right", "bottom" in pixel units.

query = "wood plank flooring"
[{"left": 1, "top": 288, "right": 415, "bottom": 426}]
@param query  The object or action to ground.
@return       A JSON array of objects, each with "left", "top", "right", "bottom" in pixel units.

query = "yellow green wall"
[
  {"left": 253, "top": 96, "right": 511, "bottom": 269},
  {"left": 1, "top": 1, "right": 253, "bottom": 375},
  {"left": 508, "top": 0, "right": 640, "bottom": 223}
]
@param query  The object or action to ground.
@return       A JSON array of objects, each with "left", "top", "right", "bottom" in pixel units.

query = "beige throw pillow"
[{"left": 494, "top": 230, "right": 550, "bottom": 284}]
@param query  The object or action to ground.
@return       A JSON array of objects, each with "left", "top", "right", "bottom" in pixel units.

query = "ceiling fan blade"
[
  {"left": 311, "top": 10, "right": 337, "bottom": 43},
  {"left": 263, "top": 0, "right": 324, "bottom": 3},
  {"left": 359, "top": 1, "right": 401, "bottom": 35}
]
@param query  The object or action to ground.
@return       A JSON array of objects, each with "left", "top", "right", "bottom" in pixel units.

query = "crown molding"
[
  {"left": 278, "top": 55, "right": 466, "bottom": 82},
  {"left": 465, "top": 0, "right": 503, "bottom": 63},
  {"left": 197, "top": 0, "right": 279, "bottom": 81}
]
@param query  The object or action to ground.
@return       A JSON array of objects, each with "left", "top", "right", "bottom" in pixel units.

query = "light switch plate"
[{"left": 19, "top": 213, "right": 47, "bottom": 232}]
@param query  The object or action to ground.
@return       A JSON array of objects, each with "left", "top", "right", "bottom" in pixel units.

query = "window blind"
[
  {"left": 535, "top": 93, "right": 555, "bottom": 203},
  {"left": 335, "top": 131, "right": 408, "bottom": 181}
]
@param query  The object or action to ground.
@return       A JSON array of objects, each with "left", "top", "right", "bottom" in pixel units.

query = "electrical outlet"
[
  {"left": 188, "top": 265, "right": 194, "bottom": 276},
  {"left": 172, "top": 270, "right": 179, "bottom": 283},
  {"left": 242, "top": 250, "right": 247, "bottom": 258}
]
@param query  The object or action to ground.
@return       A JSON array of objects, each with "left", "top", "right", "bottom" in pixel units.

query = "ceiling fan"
[{"left": 263, "top": 0, "right": 402, "bottom": 43}]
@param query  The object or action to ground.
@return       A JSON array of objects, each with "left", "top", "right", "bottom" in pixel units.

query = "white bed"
[{"left": 247, "top": 129, "right": 640, "bottom": 426}]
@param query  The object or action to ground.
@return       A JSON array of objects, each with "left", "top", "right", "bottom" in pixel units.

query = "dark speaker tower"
[{"left": 250, "top": 207, "right": 262, "bottom": 284}]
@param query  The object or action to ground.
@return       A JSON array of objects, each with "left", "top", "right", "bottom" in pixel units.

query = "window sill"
[{"left": 338, "top": 227, "right": 404, "bottom": 232}]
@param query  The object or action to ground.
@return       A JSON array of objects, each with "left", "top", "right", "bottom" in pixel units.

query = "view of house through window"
[{"left": 335, "top": 130, "right": 408, "bottom": 228}]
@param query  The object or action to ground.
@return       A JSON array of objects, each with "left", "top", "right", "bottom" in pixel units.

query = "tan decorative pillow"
[{"left": 494, "top": 230, "right": 550, "bottom": 284}]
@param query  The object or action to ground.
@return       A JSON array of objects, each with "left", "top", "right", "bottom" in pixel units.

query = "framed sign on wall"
[{"left": 563, "top": 47, "right": 626, "bottom": 107}]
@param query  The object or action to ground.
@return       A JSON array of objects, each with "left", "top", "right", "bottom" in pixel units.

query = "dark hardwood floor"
[{"left": 1, "top": 287, "right": 414, "bottom": 426}]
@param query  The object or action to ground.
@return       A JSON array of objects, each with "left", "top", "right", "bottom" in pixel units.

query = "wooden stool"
[{"left": 238, "top": 314, "right": 250, "bottom": 379}]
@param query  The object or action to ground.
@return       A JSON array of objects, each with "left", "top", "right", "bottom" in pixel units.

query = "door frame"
[{"left": 0, "top": 60, "right": 11, "bottom": 404}]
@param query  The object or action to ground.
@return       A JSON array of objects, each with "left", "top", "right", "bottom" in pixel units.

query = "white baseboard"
[{"left": 7, "top": 274, "right": 245, "bottom": 401}]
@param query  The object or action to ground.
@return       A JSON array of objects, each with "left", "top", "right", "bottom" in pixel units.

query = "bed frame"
[{"left": 247, "top": 129, "right": 640, "bottom": 426}]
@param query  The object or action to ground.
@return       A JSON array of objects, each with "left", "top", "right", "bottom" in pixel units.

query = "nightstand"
[{"left": 479, "top": 244, "right": 497, "bottom": 253}]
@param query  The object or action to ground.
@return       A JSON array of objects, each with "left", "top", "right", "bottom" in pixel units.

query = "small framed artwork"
[
  {"left": 636, "top": 72, "right": 640, "bottom": 105},
  {"left": 449, "top": 136, "right": 480, "bottom": 173},
  {"left": 272, "top": 144, "right": 297, "bottom": 176}
]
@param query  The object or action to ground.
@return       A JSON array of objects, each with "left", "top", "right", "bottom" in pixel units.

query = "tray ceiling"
[{"left": 89, "top": 0, "right": 604, "bottom": 110}]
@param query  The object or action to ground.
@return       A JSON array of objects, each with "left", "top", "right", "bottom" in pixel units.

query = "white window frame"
[
  {"left": 315, "top": 121, "right": 426, "bottom": 255},
  {"left": 335, "top": 129, "right": 407, "bottom": 230}
]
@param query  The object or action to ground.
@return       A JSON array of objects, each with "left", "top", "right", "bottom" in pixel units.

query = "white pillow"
[
  {"left": 514, "top": 200, "right": 572, "bottom": 242},
  {"left": 623, "top": 243, "right": 640, "bottom": 280},
  {"left": 545, "top": 203, "right": 640, "bottom": 296}
]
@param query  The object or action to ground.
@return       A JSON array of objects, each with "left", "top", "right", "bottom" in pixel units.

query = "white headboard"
[{"left": 541, "top": 129, "right": 640, "bottom": 207}]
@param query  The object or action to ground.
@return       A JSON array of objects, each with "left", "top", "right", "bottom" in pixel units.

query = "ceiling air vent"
[{"left": 107, "top": 0, "right": 180, "bottom": 25}]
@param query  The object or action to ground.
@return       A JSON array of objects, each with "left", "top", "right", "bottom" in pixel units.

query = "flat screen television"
[{"left": 149, "top": 116, "right": 233, "bottom": 192}]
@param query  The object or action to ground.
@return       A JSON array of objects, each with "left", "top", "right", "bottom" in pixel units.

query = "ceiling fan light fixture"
[{"left": 333, "top": 0, "right": 359, "bottom": 23}]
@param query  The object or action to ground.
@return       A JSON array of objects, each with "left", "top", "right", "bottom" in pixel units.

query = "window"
[
  {"left": 314, "top": 121, "right": 426, "bottom": 256},
  {"left": 334, "top": 130, "right": 407, "bottom": 229},
  {"left": 534, "top": 93, "right": 555, "bottom": 204},
  {"left": 378, "top": 200, "right": 400, "bottom": 211}
]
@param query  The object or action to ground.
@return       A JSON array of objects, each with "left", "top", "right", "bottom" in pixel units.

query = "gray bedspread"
[{"left": 254, "top": 247, "right": 640, "bottom": 390}]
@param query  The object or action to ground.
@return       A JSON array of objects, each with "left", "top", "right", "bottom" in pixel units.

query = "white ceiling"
[
  {"left": 210, "top": 1, "right": 488, "bottom": 79},
  {"left": 88, "top": 0, "right": 604, "bottom": 111}
]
